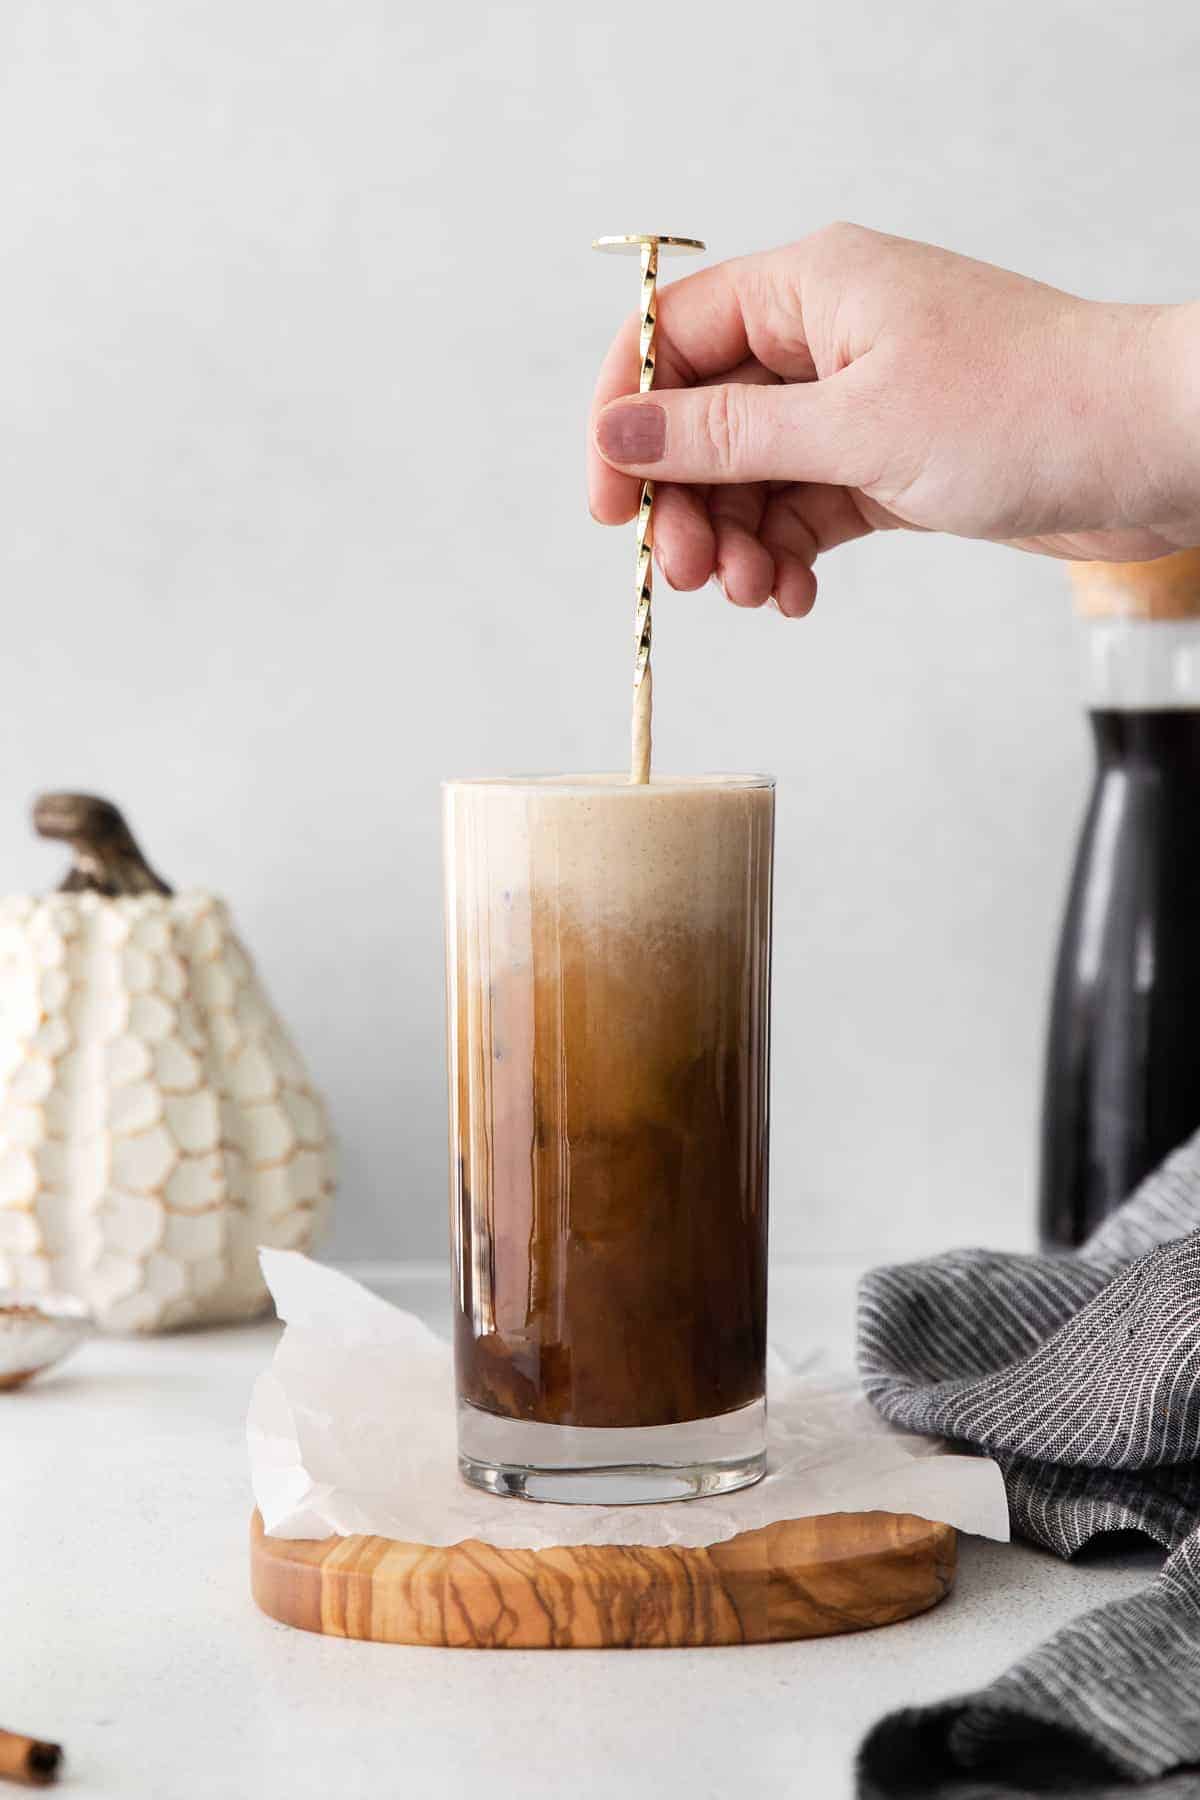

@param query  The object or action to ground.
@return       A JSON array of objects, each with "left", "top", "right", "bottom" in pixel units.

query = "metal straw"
[{"left": 593, "top": 234, "right": 706, "bottom": 783}]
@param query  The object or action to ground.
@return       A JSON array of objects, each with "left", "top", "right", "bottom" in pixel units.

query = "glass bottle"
[{"left": 1040, "top": 550, "right": 1200, "bottom": 1247}]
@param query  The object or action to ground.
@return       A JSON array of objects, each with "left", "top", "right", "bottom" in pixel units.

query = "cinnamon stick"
[{"left": 0, "top": 1730, "right": 61, "bottom": 1786}]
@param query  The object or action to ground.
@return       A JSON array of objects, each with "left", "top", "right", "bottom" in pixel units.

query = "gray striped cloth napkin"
[{"left": 855, "top": 1130, "right": 1200, "bottom": 1798}]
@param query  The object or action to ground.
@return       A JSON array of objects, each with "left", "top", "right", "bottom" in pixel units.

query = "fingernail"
[{"left": 596, "top": 402, "right": 666, "bottom": 465}]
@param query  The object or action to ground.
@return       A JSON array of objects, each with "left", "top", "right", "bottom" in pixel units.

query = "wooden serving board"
[{"left": 250, "top": 1509, "right": 955, "bottom": 1649}]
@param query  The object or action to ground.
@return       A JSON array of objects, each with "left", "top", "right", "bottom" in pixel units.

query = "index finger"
[{"left": 587, "top": 247, "right": 814, "bottom": 522}]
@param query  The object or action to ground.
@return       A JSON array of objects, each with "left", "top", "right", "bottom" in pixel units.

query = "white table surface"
[{"left": 3, "top": 1257, "right": 1160, "bottom": 1800}]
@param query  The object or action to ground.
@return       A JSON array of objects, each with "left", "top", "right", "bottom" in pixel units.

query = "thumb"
[{"left": 593, "top": 376, "right": 865, "bottom": 487}]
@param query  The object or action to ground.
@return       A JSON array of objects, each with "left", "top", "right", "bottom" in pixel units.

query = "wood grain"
[{"left": 250, "top": 1509, "right": 956, "bottom": 1649}]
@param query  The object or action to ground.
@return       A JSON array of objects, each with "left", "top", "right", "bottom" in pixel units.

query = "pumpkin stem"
[{"left": 33, "top": 794, "right": 174, "bottom": 897}]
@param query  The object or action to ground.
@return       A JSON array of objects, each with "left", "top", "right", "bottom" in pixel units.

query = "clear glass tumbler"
[{"left": 444, "top": 774, "right": 774, "bottom": 1503}]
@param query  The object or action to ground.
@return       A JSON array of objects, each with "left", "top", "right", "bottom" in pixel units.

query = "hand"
[{"left": 588, "top": 224, "right": 1200, "bottom": 616}]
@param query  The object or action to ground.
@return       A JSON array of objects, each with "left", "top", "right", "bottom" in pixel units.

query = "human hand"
[{"left": 588, "top": 224, "right": 1200, "bottom": 616}]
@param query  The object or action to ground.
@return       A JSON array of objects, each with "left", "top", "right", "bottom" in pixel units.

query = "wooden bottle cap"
[{"left": 1069, "top": 548, "right": 1200, "bottom": 620}]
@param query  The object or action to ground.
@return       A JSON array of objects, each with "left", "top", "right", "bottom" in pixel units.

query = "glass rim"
[{"left": 442, "top": 772, "right": 775, "bottom": 795}]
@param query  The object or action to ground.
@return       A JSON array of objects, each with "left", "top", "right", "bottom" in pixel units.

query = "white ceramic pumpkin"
[{"left": 0, "top": 796, "right": 335, "bottom": 1331}]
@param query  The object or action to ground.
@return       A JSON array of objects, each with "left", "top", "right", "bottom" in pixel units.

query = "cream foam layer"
[{"left": 444, "top": 776, "right": 774, "bottom": 934}]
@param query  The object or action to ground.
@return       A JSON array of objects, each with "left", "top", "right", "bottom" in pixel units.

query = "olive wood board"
[{"left": 250, "top": 1508, "right": 956, "bottom": 1649}]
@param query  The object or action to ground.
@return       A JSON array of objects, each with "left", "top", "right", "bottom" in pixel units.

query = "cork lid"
[{"left": 1070, "top": 548, "right": 1200, "bottom": 620}]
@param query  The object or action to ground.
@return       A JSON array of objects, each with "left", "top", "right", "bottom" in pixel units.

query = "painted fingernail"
[{"left": 596, "top": 402, "right": 666, "bottom": 465}]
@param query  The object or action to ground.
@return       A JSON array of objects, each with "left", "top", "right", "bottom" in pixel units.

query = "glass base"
[{"left": 457, "top": 1397, "right": 766, "bottom": 1504}]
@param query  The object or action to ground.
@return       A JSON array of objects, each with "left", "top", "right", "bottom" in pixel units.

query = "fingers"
[
  {"left": 653, "top": 480, "right": 881, "bottom": 619},
  {"left": 653, "top": 481, "right": 873, "bottom": 614},
  {"left": 652, "top": 484, "right": 715, "bottom": 590},
  {"left": 651, "top": 245, "right": 819, "bottom": 383},
  {"left": 775, "top": 482, "right": 877, "bottom": 559},
  {"left": 772, "top": 560, "right": 819, "bottom": 618},
  {"left": 588, "top": 309, "right": 699, "bottom": 526},
  {"left": 586, "top": 241, "right": 886, "bottom": 618},
  {"left": 757, "top": 485, "right": 874, "bottom": 618},
  {"left": 709, "top": 485, "right": 774, "bottom": 607},
  {"left": 651, "top": 478, "right": 877, "bottom": 612},
  {"left": 648, "top": 358, "right": 778, "bottom": 592},
  {"left": 587, "top": 244, "right": 809, "bottom": 520},
  {"left": 594, "top": 361, "right": 876, "bottom": 489}
]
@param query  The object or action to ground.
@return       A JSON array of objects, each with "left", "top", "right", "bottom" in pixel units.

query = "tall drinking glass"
[{"left": 444, "top": 774, "right": 774, "bottom": 1503}]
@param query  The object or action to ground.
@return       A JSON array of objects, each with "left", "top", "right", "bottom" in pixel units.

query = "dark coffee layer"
[{"left": 454, "top": 1049, "right": 768, "bottom": 1427}]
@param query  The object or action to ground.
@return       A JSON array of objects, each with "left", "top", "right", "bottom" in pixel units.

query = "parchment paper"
[{"left": 247, "top": 1250, "right": 1010, "bottom": 1549}]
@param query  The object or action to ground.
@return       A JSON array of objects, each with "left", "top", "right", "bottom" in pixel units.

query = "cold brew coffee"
[{"left": 444, "top": 775, "right": 773, "bottom": 1502}]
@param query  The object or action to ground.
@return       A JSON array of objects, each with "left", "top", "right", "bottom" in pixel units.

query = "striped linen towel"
[{"left": 856, "top": 1130, "right": 1200, "bottom": 1797}]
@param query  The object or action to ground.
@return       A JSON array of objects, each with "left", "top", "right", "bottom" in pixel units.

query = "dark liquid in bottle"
[{"left": 1040, "top": 710, "right": 1200, "bottom": 1246}]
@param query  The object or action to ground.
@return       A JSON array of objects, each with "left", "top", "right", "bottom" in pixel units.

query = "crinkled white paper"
[{"left": 248, "top": 1250, "right": 1010, "bottom": 1549}]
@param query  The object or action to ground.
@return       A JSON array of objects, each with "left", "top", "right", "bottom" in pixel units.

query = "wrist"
[{"left": 1140, "top": 301, "right": 1200, "bottom": 545}]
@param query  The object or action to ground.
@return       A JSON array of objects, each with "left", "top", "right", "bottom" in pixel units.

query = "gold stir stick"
[{"left": 593, "top": 234, "right": 706, "bottom": 784}]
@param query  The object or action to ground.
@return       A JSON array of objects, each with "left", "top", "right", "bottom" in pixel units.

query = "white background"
[{"left": 1, "top": 0, "right": 1197, "bottom": 1263}]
